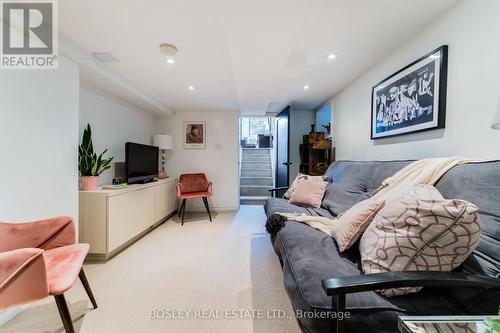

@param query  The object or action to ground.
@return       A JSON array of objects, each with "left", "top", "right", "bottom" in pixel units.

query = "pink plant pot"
[{"left": 81, "top": 176, "right": 100, "bottom": 191}]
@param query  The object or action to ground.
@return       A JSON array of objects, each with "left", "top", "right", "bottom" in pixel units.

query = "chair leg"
[
  {"left": 178, "top": 199, "right": 185, "bottom": 217},
  {"left": 202, "top": 197, "right": 212, "bottom": 222},
  {"left": 54, "top": 294, "right": 75, "bottom": 333},
  {"left": 181, "top": 199, "right": 187, "bottom": 226},
  {"left": 79, "top": 268, "right": 97, "bottom": 309}
]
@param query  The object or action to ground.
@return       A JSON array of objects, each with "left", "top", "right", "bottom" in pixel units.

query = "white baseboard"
[
  {"left": 0, "top": 307, "right": 24, "bottom": 327},
  {"left": 184, "top": 204, "right": 239, "bottom": 213}
]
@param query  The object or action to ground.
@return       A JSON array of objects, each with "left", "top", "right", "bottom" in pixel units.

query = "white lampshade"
[
  {"left": 153, "top": 134, "right": 174, "bottom": 150},
  {"left": 492, "top": 100, "right": 500, "bottom": 130}
]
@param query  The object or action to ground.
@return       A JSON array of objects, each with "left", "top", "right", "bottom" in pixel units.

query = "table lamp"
[
  {"left": 492, "top": 99, "right": 500, "bottom": 130},
  {"left": 153, "top": 134, "right": 174, "bottom": 179}
]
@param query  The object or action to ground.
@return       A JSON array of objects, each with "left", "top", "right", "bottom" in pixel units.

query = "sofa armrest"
[
  {"left": 268, "top": 187, "right": 289, "bottom": 197},
  {"left": 322, "top": 271, "right": 500, "bottom": 333},
  {"left": 0, "top": 248, "right": 49, "bottom": 310},
  {"left": 322, "top": 271, "right": 500, "bottom": 296}
]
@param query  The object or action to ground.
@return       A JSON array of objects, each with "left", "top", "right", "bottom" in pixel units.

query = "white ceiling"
[{"left": 59, "top": 0, "right": 458, "bottom": 115}]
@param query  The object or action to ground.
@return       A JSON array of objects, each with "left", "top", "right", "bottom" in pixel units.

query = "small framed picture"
[
  {"left": 184, "top": 121, "right": 206, "bottom": 149},
  {"left": 371, "top": 45, "right": 448, "bottom": 139}
]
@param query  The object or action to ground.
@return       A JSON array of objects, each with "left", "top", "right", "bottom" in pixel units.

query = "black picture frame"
[{"left": 371, "top": 45, "right": 448, "bottom": 140}]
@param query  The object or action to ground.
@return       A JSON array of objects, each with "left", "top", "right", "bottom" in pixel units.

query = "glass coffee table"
[{"left": 399, "top": 316, "right": 500, "bottom": 333}]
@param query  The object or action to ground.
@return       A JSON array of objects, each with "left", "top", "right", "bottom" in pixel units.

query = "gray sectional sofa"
[{"left": 264, "top": 160, "right": 500, "bottom": 333}]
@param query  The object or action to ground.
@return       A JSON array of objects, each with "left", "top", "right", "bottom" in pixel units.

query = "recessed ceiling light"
[
  {"left": 166, "top": 58, "right": 175, "bottom": 64},
  {"left": 327, "top": 53, "right": 337, "bottom": 60},
  {"left": 303, "top": 85, "right": 310, "bottom": 91},
  {"left": 188, "top": 85, "right": 195, "bottom": 91}
]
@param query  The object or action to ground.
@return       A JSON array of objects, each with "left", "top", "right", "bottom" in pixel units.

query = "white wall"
[
  {"left": 289, "top": 109, "right": 315, "bottom": 183},
  {"left": 315, "top": 103, "right": 332, "bottom": 136},
  {"left": 156, "top": 110, "right": 239, "bottom": 211},
  {"left": 79, "top": 85, "right": 157, "bottom": 185},
  {"left": 0, "top": 58, "right": 79, "bottom": 222},
  {"left": 332, "top": 0, "right": 500, "bottom": 161}
]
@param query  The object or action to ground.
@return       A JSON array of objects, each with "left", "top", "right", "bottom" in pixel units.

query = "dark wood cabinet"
[{"left": 299, "top": 132, "right": 334, "bottom": 176}]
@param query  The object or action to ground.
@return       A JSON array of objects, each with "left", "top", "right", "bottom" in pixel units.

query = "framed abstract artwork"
[
  {"left": 371, "top": 45, "right": 448, "bottom": 139},
  {"left": 184, "top": 121, "right": 206, "bottom": 149}
]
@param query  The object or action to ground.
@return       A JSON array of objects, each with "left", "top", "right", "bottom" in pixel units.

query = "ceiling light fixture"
[
  {"left": 188, "top": 85, "right": 195, "bottom": 91},
  {"left": 303, "top": 85, "right": 310, "bottom": 91},
  {"left": 327, "top": 53, "right": 337, "bottom": 61},
  {"left": 160, "top": 43, "right": 178, "bottom": 65},
  {"left": 160, "top": 43, "right": 178, "bottom": 56}
]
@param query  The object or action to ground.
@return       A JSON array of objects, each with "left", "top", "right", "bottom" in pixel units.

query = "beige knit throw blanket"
[{"left": 279, "top": 156, "right": 476, "bottom": 235}]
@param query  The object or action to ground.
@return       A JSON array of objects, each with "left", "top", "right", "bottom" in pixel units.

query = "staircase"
[{"left": 240, "top": 148, "right": 273, "bottom": 205}]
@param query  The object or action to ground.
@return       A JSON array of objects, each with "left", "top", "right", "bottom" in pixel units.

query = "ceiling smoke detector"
[{"left": 160, "top": 43, "right": 178, "bottom": 57}]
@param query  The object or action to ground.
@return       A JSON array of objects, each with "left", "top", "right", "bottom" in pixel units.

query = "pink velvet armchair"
[
  {"left": 176, "top": 173, "right": 213, "bottom": 225},
  {"left": 0, "top": 216, "right": 96, "bottom": 333}
]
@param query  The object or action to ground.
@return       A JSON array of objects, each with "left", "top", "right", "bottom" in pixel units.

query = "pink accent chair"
[
  {"left": 0, "top": 216, "right": 96, "bottom": 333},
  {"left": 176, "top": 173, "right": 213, "bottom": 225}
]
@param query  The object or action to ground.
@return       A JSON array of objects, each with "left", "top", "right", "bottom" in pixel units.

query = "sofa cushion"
[
  {"left": 321, "top": 182, "right": 372, "bottom": 216},
  {"left": 275, "top": 221, "right": 401, "bottom": 310},
  {"left": 272, "top": 220, "right": 465, "bottom": 333},
  {"left": 322, "top": 160, "right": 412, "bottom": 215},
  {"left": 360, "top": 185, "right": 481, "bottom": 297},
  {"left": 264, "top": 197, "right": 334, "bottom": 219},
  {"left": 434, "top": 161, "right": 500, "bottom": 279}
]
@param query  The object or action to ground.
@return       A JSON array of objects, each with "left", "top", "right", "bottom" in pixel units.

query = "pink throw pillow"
[
  {"left": 330, "top": 199, "right": 385, "bottom": 252},
  {"left": 289, "top": 180, "right": 328, "bottom": 208}
]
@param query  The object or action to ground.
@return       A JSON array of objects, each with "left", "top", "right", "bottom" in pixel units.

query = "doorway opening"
[{"left": 239, "top": 117, "right": 275, "bottom": 205}]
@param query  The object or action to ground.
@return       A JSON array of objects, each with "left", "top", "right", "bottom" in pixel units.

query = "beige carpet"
[{"left": 0, "top": 206, "right": 300, "bottom": 333}]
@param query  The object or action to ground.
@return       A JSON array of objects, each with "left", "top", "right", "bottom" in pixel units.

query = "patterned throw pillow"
[
  {"left": 359, "top": 185, "right": 480, "bottom": 297},
  {"left": 284, "top": 173, "right": 325, "bottom": 199}
]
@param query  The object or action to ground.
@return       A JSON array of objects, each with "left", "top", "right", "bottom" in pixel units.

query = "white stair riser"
[
  {"left": 241, "top": 169, "right": 272, "bottom": 177},
  {"left": 240, "top": 177, "right": 273, "bottom": 186},
  {"left": 241, "top": 162, "right": 271, "bottom": 170},
  {"left": 242, "top": 154, "right": 271, "bottom": 162},
  {"left": 240, "top": 186, "right": 272, "bottom": 196},
  {"left": 242, "top": 148, "right": 270, "bottom": 155},
  {"left": 240, "top": 198, "right": 267, "bottom": 205}
]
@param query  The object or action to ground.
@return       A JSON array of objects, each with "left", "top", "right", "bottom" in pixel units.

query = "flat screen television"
[{"left": 125, "top": 142, "right": 159, "bottom": 184}]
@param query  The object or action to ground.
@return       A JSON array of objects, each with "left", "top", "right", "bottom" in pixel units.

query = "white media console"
[{"left": 79, "top": 177, "right": 178, "bottom": 261}]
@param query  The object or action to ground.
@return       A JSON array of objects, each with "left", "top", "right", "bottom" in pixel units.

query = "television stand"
[{"left": 79, "top": 177, "right": 178, "bottom": 262}]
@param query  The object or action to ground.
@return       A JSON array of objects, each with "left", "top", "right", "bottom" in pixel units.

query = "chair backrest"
[
  {"left": 178, "top": 173, "right": 209, "bottom": 193},
  {"left": 0, "top": 216, "right": 74, "bottom": 252}
]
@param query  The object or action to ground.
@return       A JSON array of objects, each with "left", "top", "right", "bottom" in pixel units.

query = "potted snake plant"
[{"left": 79, "top": 124, "right": 113, "bottom": 191}]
